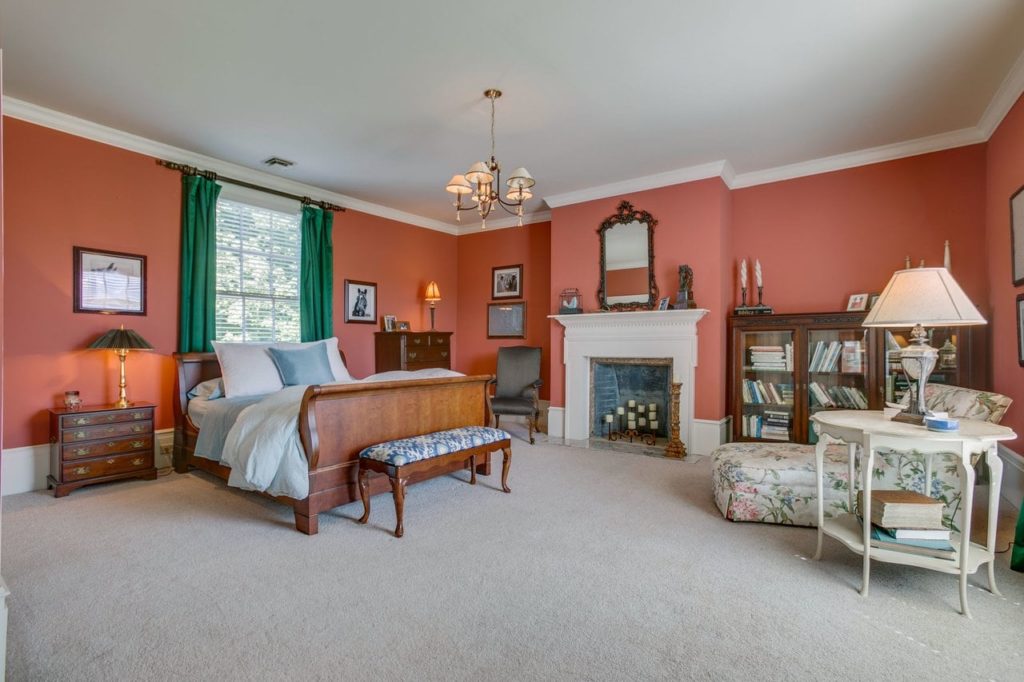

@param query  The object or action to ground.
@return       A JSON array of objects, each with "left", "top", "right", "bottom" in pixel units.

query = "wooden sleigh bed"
[{"left": 172, "top": 352, "right": 494, "bottom": 534}]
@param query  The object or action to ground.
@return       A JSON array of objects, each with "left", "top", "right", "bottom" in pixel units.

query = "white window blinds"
[{"left": 215, "top": 198, "right": 301, "bottom": 342}]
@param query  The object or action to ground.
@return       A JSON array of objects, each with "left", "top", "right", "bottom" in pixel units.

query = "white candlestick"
[
  {"left": 755, "top": 259, "right": 762, "bottom": 287},
  {"left": 605, "top": 414, "right": 613, "bottom": 423},
  {"left": 739, "top": 258, "right": 747, "bottom": 289},
  {"left": 617, "top": 407, "right": 625, "bottom": 415}
]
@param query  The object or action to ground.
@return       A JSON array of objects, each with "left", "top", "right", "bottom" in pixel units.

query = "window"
[{"left": 215, "top": 198, "right": 301, "bottom": 342}]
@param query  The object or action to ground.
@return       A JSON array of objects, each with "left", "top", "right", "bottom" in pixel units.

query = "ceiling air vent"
[{"left": 263, "top": 157, "right": 295, "bottom": 168}]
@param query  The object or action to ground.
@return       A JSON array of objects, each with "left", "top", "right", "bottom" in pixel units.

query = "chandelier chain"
[{"left": 490, "top": 93, "right": 496, "bottom": 163}]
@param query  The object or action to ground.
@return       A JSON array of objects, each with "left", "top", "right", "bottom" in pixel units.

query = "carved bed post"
[{"left": 665, "top": 381, "right": 687, "bottom": 459}]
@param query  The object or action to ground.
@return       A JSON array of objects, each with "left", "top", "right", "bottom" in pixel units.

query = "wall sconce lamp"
[
  {"left": 89, "top": 325, "right": 154, "bottom": 408},
  {"left": 425, "top": 281, "right": 442, "bottom": 331}
]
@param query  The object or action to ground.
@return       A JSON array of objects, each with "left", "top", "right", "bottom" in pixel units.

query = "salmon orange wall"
[
  {"left": 549, "top": 179, "right": 732, "bottom": 421},
  {"left": 454, "top": 221, "right": 551, "bottom": 397},
  {"left": 985, "top": 92, "right": 1024, "bottom": 448},
  {"left": 3, "top": 118, "right": 180, "bottom": 448},
  {"left": 731, "top": 145, "right": 990, "bottom": 313},
  {"left": 333, "top": 210, "right": 458, "bottom": 377},
  {"left": 1, "top": 118, "right": 458, "bottom": 449}
]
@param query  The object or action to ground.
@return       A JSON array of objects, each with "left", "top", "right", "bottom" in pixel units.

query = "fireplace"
[
  {"left": 550, "top": 309, "right": 708, "bottom": 450},
  {"left": 590, "top": 358, "right": 672, "bottom": 438}
]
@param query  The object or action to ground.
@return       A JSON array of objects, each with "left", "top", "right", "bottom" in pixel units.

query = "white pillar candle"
[
  {"left": 604, "top": 414, "right": 613, "bottom": 423},
  {"left": 628, "top": 421, "right": 636, "bottom": 430},
  {"left": 617, "top": 407, "right": 625, "bottom": 415},
  {"left": 739, "top": 258, "right": 747, "bottom": 289},
  {"left": 648, "top": 411, "right": 656, "bottom": 421},
  {"left": 648, "top": 403, "right": 656, "bottom": 412},
  {"left": 755, "top": 259, "right": 763, "bottom": 287},
  {"left": 628, "top": 399, "right": 636, "bottom": 408},
  {"left": 638, "top": 417, "right": 646, "bottom": 426},
  {"left": 628, "top": 412, "right": 636, "bottom": 420},
  {"left": 650, "top": 420, "right": 659, "bottom": 429}
]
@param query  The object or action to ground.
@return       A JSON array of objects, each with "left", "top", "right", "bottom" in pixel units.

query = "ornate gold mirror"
[{"left": 597, "top": 201, "right": 657, "bottom": 310}]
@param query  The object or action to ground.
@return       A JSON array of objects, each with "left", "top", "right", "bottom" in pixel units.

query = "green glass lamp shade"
[{"left": 89, "top": 327, "right": 153, "bottom": 351}]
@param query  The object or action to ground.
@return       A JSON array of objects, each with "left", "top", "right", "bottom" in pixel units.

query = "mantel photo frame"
[
  {"left": 1011, "top": 184, "right": 1024, "bottom": 286},
  {"left": 73, "top": 246, "right": 147, "bottom": 315}
]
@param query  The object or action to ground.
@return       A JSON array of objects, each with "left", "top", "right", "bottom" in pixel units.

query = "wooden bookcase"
[{"left": 727, "top": 312, "right": 986, "bottom": 444}]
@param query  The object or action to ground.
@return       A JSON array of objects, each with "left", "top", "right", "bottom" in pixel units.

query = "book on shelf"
[
  {"left": 877, "top": 526, "right": 951, "bottom": 541},
  {"left": 840, "top": 340, "right": 864, "bottom": 373},
  {"left": 868, "top": 524, "right": 955, "bottom": 559},
  {"left": 856, "top": 490, "right": 944, "bottom": 530}
]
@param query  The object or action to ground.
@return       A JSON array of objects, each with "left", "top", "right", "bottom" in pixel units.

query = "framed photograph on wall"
[
  {"left": 492, "top": 264, "right": 523, "bottom": 299},
  {"left": 846, "top": 293, "right": 868, "bottom": 312},
  {"left": 487, "top": 302, "right": 526, "bottom": 338},
  {"left": 1012, "top": 184, "right": 1024, "bottom": 286},
  {"left": 1017, "top": 293, "right": 1024, "bottom": 367},
  {"left": 344, "top": 279, "right": 377, "bottom": 324},
  {"left": 73, "top": 246, "right": 147, "bottom": 315}
]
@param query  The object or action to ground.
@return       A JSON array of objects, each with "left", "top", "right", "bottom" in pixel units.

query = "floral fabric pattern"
[
  {"left": 899, "top": 384, "right": 1012, "bottom": 424},
  {"left": 359, "top": 426, "right": 510, "bottom": 466}
]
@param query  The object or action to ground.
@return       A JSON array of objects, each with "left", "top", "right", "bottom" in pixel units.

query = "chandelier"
[{"left": 445, "top": 89, "right": 535, "bottom": 228}]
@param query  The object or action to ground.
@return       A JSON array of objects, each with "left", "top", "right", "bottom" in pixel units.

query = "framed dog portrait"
[
  {"left": 492, "top": 264, "right": 523, "bottom": 299},
  {"left": 73, "top": 246, "right": 146, "bottom": 315},
  {"left": 344, "top": 279, "right": 377, "bottom": 324}
]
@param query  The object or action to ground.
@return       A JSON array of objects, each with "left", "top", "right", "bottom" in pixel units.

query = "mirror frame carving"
[{"left": 597, "top": 200, "right": 658, "bottom": 311}]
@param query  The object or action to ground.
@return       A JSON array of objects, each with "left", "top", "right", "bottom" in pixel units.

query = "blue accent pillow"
[{"left": 268, "top": 344, "right": 335, "bottom": 386}]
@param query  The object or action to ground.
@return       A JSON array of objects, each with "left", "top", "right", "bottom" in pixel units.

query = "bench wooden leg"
[
  {"left": 469, "top": 455, "right": 477, "bottom": 485},
  {"left": 501, "top": 445, "right": 512, "bottom": 493},
  {"left": 357, "top": 467, "right": 371, "bottom": 524},
  {"left": 390, "top": 476, "right": 407, "bottom": 538}
]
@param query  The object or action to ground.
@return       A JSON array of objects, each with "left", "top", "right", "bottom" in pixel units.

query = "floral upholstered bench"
[{"left": 357, "top": 426, "right": 512, "bottom": 537}]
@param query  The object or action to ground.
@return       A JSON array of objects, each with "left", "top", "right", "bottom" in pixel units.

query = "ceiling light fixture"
[
  {"left": 445, "top": 89, "right": 535, "bottom": 229},
  {"left": 263, "top": 157, "right": 295, "bottom": 168}
]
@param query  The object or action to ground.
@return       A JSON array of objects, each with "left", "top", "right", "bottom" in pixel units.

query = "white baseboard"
[
  {"left": 547, "top": 407, "right": 565, "bottom": 439},
  {"left": 1, "top": 429, "right": 174, "bottom": 496},
  {"left": 691, "top": 417, "right": 732, "bottom": 456},
  {"left": 998, "top": 443, "right": 1023, "bottom": 511}
]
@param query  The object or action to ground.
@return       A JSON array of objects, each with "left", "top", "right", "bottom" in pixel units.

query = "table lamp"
[
  {"left": 425, "top": 281, "right": 441, "bottom": 331},
  {"left": 89, "top": 324, "right": 154, "bottom": 408},
  {"left": 862, "top": 267, "right": 985, "bottom": 424}
]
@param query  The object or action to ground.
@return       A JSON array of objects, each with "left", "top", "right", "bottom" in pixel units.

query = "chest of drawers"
[
  {"left": 374, "top": 331, "right": 453, "bottom": 372},
  {"left": 48, "top": 403, "right": 158, "bottom": 497}
]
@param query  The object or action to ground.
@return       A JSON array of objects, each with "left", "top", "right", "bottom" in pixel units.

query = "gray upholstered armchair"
[{"left": 486, "top": 346, "right": 543, "bottom": 444}]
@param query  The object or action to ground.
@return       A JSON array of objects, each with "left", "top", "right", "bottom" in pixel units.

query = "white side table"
[{"left": 811, "top": 409, "right": 1016, "bottom": 617}]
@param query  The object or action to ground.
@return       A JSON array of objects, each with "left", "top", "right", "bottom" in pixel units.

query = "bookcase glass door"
[
  {"left": 882, "top": 327, "right": 961, "bottom": 404},
  {"left": 806, "top": 327, "right": 870, "bottom": 444},
  {"left": 739, "top": 329, "right": 795, "bottom": 441}
]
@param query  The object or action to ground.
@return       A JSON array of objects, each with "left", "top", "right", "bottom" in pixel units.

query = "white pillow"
[
  {"left": 211, "top": 341, "right": 284, "bottom": 398},
  {"left": 273, "top": 337, "right": 352, "bottom": 382}
]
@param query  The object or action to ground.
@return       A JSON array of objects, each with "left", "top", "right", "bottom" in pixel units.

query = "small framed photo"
[
  {"left": 396, "top": 320, "right": 411, "bottom": 331},
  {"left": 73, "top": 246, "right": 147, "bottom": 315},
  {"left": 492, "top": 264, "right": 523, "bottom": 299},
  {"left": 487, "top": 302, "right": 526, "bottom": 338},
  {"left": 1012, "top": 184, "right": 1024, "bottom": 286},
  {"left": 657, "top": 296, "right": 670, "bottom": 311},
  {"left": 382, "top": 314, "right": 397, "bottom": 332},
  {"left": 344, "top": 279, "right": 377, "bottom": 324},
  {"left": 868, "top": 293, "right": 880, "bottom": 311},
  {"left": 1017, "top": 293, "right": 1024, "bottom": 367},
  {"left": 846, "top": 293, "right": 869, "bottom": 312}
]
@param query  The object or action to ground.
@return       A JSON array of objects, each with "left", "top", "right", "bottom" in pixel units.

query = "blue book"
[{"left": 869, "top": 524, "right": 955, "bottom": 558}]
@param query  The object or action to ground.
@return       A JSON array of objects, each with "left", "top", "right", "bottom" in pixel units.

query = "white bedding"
[{"left": 216, "top": 368, "right": 463, "bottom": 499}]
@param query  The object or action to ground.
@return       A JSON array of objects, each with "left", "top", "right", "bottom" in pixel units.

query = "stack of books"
[
  {"left": 856, "top": 490, "right": 954, "bottom": 559},
  {"left": 748, "top": 345, "right": 793, "bottom": 371}
]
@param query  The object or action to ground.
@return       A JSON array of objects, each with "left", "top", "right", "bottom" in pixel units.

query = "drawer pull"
[
  {"left": 74, "top": 417, "right": 89, "bottom": 425},
  {"left": 107, "top": 441, "right": 117, "bottom": 447},
  {"left": 131, "top": 440, "right": 144, "bottom": 448},
  {"left": 441, "top": 351, "right": 448, "bottom": 358},
  {"left": 75, "top": 431, "right": 88, "bottom": 439},
  {"left": 132, "top": 412, "right": 145, "bottom": 420},
  {"left": 413, "top": 337, "right": 422, "bottom": 344},
  {"left": 74, "top": 466, "right": 90, "bottom": 476},
  {"left": 132, "top": 426, "right": 144, "bottom": 432},
  {"left": 106, "top": 415, "right": 116, "bottom": 422},
  {"left": 106, "top": 459, "right": 116, "bottom": 464},
  {"left": 73, "top": 447, "right": 91, "bottom": 457},
  {"left": 106, "top": 427, "right": 116, "bottom": 433},
  {"left": 132, "top": 458, "right": 144, "bottom": 466},
  {"left": 435, "top": 337, "right": 446, "bottom": 345},
  {"left": 408, "top": 352, "right": 417, "bottom": 359}
]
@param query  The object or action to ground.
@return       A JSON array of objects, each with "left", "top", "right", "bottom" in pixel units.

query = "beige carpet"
[{"left": 3, "top": 436, "right": 1023, "bottom": 681}]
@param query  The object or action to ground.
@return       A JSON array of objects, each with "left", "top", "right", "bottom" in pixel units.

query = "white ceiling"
[{"left": 2, "top": 0, "right": 1023, "bottom": 229}]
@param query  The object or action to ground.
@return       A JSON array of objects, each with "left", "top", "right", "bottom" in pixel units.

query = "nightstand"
[{"left": 47, "top": 402, "right": 157, "bottom": 497}]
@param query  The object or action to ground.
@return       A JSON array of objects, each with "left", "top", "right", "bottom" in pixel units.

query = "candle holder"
[
  {"left": 736, "top": 285, "right": 773, "bottom": 316},
  {"left": 607, "top": 403, "right": 656, "bottom": 445},
  {"left": 664, "top": 382, "right": 687, "bottom": 459}
]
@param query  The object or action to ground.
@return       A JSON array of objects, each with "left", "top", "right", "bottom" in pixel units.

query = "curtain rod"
[{"left": 156, "top": 160, "right": 346, "bottom": 212}]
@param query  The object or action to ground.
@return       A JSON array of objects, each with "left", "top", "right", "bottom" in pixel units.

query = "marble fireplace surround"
[{"left": 550, "top": 309, "right": 708, "bottom": 448}]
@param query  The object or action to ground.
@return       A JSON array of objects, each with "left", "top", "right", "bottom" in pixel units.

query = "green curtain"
[
  {"left": 1012, "top": 506, "right": 1024, "bottom": 572},
  {"left": 300, "top": 205, "right": 334, "bottom": 342},
  {"left": 178, "top": 175, "right": 222, "bottom": 352}
]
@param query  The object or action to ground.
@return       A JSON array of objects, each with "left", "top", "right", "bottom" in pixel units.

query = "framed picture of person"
[
  {"left": 492, "top": 264, "right": 523, "bottom": 299},
  {"left": 846, "top": 293, "right": 869, "bottom": 312},
  {"left": 344, "top": 279, "right": 377, "bottom": 324}
]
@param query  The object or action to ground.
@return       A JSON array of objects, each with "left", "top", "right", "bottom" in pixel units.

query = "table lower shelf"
[{"left": 821, "top": 513, "right": 993, "bottom": 574}]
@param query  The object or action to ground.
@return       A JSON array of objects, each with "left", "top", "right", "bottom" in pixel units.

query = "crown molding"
[
  {"left": 729, "top": 126, "right": 986, "bottom": 189},
  {"left": 543, "top": 161, "right": 730, "bottom": 208},
  {"left": 977, "top": 48, "right": 1024, "bottom": 139},
  {"left": 1, "top": 97, "right": 461, "bottom": 235},
  {"left": 453, "top": 209, "right": 552, "bottom": 236}
]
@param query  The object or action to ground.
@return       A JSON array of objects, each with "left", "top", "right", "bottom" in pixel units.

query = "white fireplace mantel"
[{"left": 550, "top": 309, "right": 708, "bottom": 447}]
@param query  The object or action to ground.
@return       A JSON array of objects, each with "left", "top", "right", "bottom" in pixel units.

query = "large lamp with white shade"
[{"left": 861, "top": 267, "right": 985, "bottom": 424}]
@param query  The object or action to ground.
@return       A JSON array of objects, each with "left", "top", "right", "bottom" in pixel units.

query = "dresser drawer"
[
  {"left": 61, "top": 408, "right": 153, "bottom": 429},
  {"left": 428, "top": 334, "right": 450, "bottom": 347},
  {"left": 405, "top": 334, "right": 430, "bottom": 348},
  {"left": 406, "top": 346, "right": 450, "bottom": 363},
  {"left": 62, "top": 420, "right": 152, "bottom": 443},
  {"left": 406, "top": 360, "right": 450, "bottom": 371},
  {"left": 63, "top": 435, "right": 153, "bottom": 461},
  {"left": 63, "top": 452, "right": 154, "bottom": 482}
]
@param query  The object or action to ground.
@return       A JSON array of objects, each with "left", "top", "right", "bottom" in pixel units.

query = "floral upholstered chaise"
[{"left": 712, "top": 385, "right": 1012, "bottom": 528}]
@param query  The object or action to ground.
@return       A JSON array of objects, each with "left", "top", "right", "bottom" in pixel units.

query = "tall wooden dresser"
[
  {"left": 48, "top": 402, "right": 158, "bottom": 497},
  {"left": 374, "top": 331, "right": 452, "bottom": 372}
]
